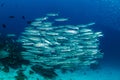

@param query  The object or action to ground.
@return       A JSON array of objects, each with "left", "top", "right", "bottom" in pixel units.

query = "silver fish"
[
  {"left": 55, "top": 18, "right": 68, "bottom": 21},
  {"left": 46, "top": 13, "right": 58, "bottom": 16}
]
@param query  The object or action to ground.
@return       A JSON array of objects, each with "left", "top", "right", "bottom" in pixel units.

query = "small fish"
[
  {"left": 27, "top": 21, "right": 32, "bottom": 24},
  {"left": 1, "top": 3, "right": 5, "bottom": 7},
  {"left": 22, "top": 16, "right": 25, "bottom": 20},
  {"left": 2, "top": 24, "right": 6, "bottom": 28},
  {"left": 9, "top": 16, "right": 15, "bottom": 18}
]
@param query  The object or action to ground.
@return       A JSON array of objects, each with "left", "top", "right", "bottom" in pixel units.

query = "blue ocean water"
[{"left": 0, "top": 0, "right": 120, "bottom": 80}]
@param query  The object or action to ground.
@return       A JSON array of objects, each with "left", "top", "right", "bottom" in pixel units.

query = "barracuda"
[
  {"left": 80, "top": 32, "right": 93, "bottom": 36},
  {"left": 55, "top": 18, "right": 68, "bottom": 21},
  {"left": 33, "top": 42, "right": 48, "bottom": 47},
  {"left": 36, "top": 27, "right": 53, "bottom": 31},
  {"left": 28, "top": 37, "right": 40, "bottom": 41},
  {"left": 95, "top": 32, "right": 103, "bottom": 37},
  {"left": 64, "top": 30, "right": 78, "bottom": 34},
  {"left": 22, "top": 46, "right": 34, "bottom": 49},
  {"left": 46, "top": 32, "right": 59, "bottom": 36},
  {"left": 35, "top": 17, "right": 48, "bottom": 21},
  {"left": 87, "top": 22, "right": 95, "bottom": 26},
  {"left": 46, "top": 13, "right": 58, "bottom": 16},
  {"left": 19, "top": 14, "right": 103, "bottom": 71},
  {"left": 65, "top": 25, "right": 79, "bottom": 30},
  {"left": 43, "top": 22, "right": 52, "bottom": 26},
  {"left": 79, "top": 29, "right": 92, "bottom": 32},
  {"left": 22, "top": 32, "right": 40, "bottom": 36},
  {"left": 23, "top": 42, "right": 34, "bottom": 46},
  {"left": 43, "top": 39, "right": 52, "bottom": 45},
  {"left": 25, "top": 29, "right": 39, "bottom": 33}
]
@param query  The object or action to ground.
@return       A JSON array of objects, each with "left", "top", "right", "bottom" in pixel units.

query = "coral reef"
[{"left": 0, "top": 34, "right": 29, "bottom": 69}]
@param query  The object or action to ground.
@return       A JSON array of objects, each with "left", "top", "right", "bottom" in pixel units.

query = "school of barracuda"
[{"left": 18, "top": 13, "right": 103, "bottom": 70}]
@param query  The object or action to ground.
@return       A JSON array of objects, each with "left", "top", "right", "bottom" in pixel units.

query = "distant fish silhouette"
[
  {"left": 27, "top": 21, "right": 32, "bottom": 24},
  {"left": 2, "top": 24, "right": 6, "bottom": 28},
  {"left": 9, "top": 16, "right": 15, "bottom": 18},
  {"left": 22, "top": 16, "right": 25, "bottom": 20},
  {"left": 1, "top": 3, "right": 5, "bottom": 7}
]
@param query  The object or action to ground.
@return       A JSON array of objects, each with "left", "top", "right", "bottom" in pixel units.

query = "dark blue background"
[{"left": 0, "top": 0, "right": 120, "bottom": 66}]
